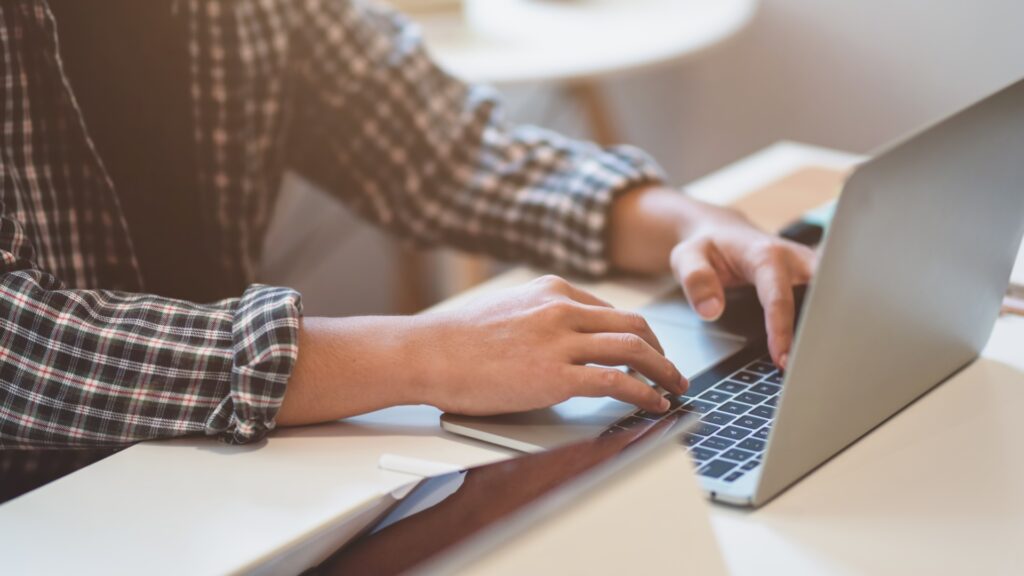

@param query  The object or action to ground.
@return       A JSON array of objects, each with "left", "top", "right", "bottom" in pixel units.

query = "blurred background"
[{"left": 260, "top": 0, "right": 1024, "bottom": 317}]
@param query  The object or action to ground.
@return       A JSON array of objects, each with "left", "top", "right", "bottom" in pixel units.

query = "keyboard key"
[
  {"left": 718, "top": 426, "right": 753, "bottom": 440},
  {"left": 747, "top": 362, "right": 776, "bottom": 375},
  {"left": 751, "top": 383, "right": 781, "bottom": 396},
  {"left": 699, "top": 436, "right": 735, "bottom": 451},
  {"left": 701, "top": 411, "right": 735, "bottom": 426},
  {"left": 716, "top": 381, "right": 748, "bottom": 394},
  {"left": 634, "top": 409, "right": 663, "bottom": 421},
  {"left": 599, "top": 426, "right": 623, "bottom": 437},
  {"left": 616, "top": 416, "right": 649, "bottom": 428},
  {"left": 749, "top": 405, "right": 774, "bottom": 419},
  {"left": 740, "top": 460, "right": 761, "bottom": 471},
  {"left": 766, "top": 372, "right": 783, "bottom": 384},
  {"left": 738, "top": 438, "right": 766, "bottom": 452},
  {"left": 683, "top": 434, "right": 704, "bottom": 447},
  {"left": 764, "top": 396, "right": 779, "bottom": 407},
  {"left": 698, "top": 390, "right": 733, "bottom": 404},
  {"left": 735, "top": 392, "right": 768, "bottom": 405},
  {"left": 718, "top": 401, "right": 752, "bottom": 416},
  {"left": 675, "top": 405, "right": 700, "bottom": 419},
  {"left": 682, "top": 399, "right": 715, "bottom": 414},
  {"left": 724, "top": 471, "right": 745, "bottom": 482},
  {"left": 732, "top": 371, "right": 760, "bottom": 384},
  {"left": 689, "top": 447, "right": 718, "bottom": 461},
  {"left": 721, "top": 448, "right": 755, "bottom": 462},
  {"left": 665, "top": 395, "right": 687, "bottom": 409},
  {"left": 691, "top": 423, "right": 721, "bottom": 437},
  {"left": 735, "top": 415, "right": 768, "bottom": 430},
  {"left": 699, "top": 459, "right": 738, "bottom": 479},
  {"left": 754, "top": 427, "right": 771, "bottom": 440}
]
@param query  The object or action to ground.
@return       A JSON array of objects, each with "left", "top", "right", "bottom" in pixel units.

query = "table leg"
[{"left": 566, "top": 79, "right": 621, "bottom": 146}]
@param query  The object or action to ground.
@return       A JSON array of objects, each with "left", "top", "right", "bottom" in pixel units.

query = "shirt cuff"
[
  {"left": 205, "top": 284, "right": 303, "bottom": 444},
  {"left": 567, "top": 144, "right": 666, "bottom": 277}
]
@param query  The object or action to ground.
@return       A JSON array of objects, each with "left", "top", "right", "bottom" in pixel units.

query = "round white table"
[
  {"left": 418, "top": 0, "right": 758, "bottom": 86},
  {"left": 394, "top": 0, "right": 759, "bottom": 308}
]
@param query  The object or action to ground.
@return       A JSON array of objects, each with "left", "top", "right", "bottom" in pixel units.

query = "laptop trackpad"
[
  {"left": 440, "top": 325, "right": 746, "bottom": 452},
  {"left": 649, "top": 319, "right": 748, "bottom": 379}
]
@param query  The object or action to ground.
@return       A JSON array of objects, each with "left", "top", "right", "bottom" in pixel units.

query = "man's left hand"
[{"left": 610, "top": 185, "right": 818, "bottom": 369}]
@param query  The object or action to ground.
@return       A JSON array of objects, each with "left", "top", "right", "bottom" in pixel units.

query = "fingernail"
[
  {"left": 658, "top": 397, "right": 670, "bottom": 412},
  {"left": 694, "top": 297, "right": 723, "bottom": 320},
  {"left": 779, "top": 353, "right": 789, "bottom": 370},
  {"left": 679, "top": 376, "right": 690, "bottom": 394}
]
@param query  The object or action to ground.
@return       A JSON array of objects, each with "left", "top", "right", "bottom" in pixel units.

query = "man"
[{"left": 0, "top": 0, "right": 814, "bottom": 500}]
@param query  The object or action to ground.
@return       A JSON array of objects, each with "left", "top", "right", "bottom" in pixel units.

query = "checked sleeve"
[
  {"left": 287, "top": 0, "right": 666, "bottom": 277},
  {"left": 0, "top": 237, "right": 302, "bottom": 448}
]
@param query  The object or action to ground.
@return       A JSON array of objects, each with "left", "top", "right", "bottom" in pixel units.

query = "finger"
[
  {"left": 752, "top": 262, "right": 796, "bottom": 369},
  {"left": 672, "top": 240, "right": 727, "bottom": 321},
  {"left": 787, "top": 241, "right": 818, "bottom": 283},
  {"left": 572, "top": 333, "right": 687, "bottom": 395},
  {"left": 563, "top": 283, "right": 613, "bottom": 309},
  {"left": 568, "top": 366, "right": 670, "bottom": 413},
  {"left": 532, "top": 274, "right": 613, "bottom": 308},
  {"left": 570, "top": 306, "right": 664, "bottom": 355}
]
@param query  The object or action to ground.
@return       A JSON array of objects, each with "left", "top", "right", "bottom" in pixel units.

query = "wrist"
[
  {"left": 393, "top": 313, "right": 441, "bottom": 407},
  {"left": 278, "top": 316, "right": 427, "bottom": 426},
  {"left": 609, "top": 185, "right": 699, "bottom": 273},
  {"left": 609, "top": 184, "right": 751, "bottom": 275}
]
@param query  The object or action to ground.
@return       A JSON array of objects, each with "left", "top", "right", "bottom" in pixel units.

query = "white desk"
[{"left": 3, "top": 142, "right": 1023, "bottom": 575}]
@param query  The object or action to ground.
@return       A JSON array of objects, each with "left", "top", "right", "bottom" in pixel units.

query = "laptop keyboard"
[{"left": 602, "top": 355, "right": 782, "bottom": 484}]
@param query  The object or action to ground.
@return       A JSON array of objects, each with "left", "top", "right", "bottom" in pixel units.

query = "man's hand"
[
  {"left": 670, "top": 218, "right": 816, "bottom": 368},
  {"left": 278, "top": 275, "right": 687, "bottom": 426},
  {"left": 414, "top": 275, "right": 687, "bottom": 415},
  {"left": 610, "top": 186, "right": 818, "bottom": 369}
]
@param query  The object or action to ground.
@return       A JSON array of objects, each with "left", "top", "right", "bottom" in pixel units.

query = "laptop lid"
[{"left": 754, "top": 78, "right": 1024, "bottom": 506}]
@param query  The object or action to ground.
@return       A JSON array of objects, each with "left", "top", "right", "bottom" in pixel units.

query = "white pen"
[{"left": 378, "top": 453, "right": 463, "bottom": 477}]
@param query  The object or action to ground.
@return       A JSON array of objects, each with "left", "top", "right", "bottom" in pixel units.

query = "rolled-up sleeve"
[
  {"left": 286, "top": 0, "right": 666, "bottom": 277},
  {"left": 0, "top": 260, "right": 302, "bottom": 448},
  {"left": 206, "top": 284, "right": 304, "bottom": 444}
]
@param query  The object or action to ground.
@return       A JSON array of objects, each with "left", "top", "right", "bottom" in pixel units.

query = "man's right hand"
[
  {"left": 409, "top": 275, "right": 686, "bottom": 416},
  {"left": 277, "top": 275, "right": 685, "bottom": 427}
]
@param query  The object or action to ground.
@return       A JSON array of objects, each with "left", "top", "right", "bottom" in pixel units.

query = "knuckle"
[
  {"left": 619, "top": 333, "right": 645, "bottom": 353},
  {"left": 538, "top": 299, "right": 574, "bottom": 321},
  {"left": 748, "top": 239, "right": 772, "bottom": 263},
  {"left": 598, "top": 369, "right": 624, "bottom": 393},
  {"left": 681, "top": 233, "right": 713, "bottom": 253},
  {"left": 758, "top": 240, "right": 789, "bottom": 262},
  {"left": 684, "top": 267, "right": 718, "bottom": 288},
  {"left": 625, "top": 311, "right": 650, "bottom": 334},
  {"left": 768, "top": 294, "right": 794, "bottom": 311},
  {"left": 672, "top": 234, "right": 709, "bottom": 261},
  {"left": 536, "top": 274, "right": 568, "bottom": 291}
]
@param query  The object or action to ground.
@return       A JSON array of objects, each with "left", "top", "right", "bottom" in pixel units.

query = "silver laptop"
[{"left": 442, "top": 77, "right": 1024, "bottom": 507}]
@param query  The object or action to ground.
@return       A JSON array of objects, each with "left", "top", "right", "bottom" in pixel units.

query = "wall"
[
  {"left": 609, "top": 0, "right": 1024, "bottom": 183},
  {"left": 260, "top": 0, "right": 1024, "bottom": 316}
]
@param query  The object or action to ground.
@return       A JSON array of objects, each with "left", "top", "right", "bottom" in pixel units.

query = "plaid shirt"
[{"left": 0, "top": 0, "right": 663, "bottom": 462}]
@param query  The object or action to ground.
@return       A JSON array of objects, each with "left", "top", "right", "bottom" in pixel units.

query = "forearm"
[
  {"left": 610, "top": 185, "right": 740, "bottom": 274},
  {"left": 276, "top": 316, "right": 426, "bottom": 426}
]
